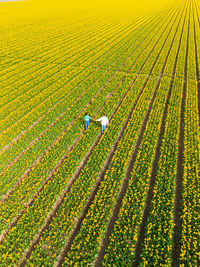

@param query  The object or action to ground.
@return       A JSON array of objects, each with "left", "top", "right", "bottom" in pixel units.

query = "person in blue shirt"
[{"left": 84, "top": 113, "right": 92, "bottom": 130}]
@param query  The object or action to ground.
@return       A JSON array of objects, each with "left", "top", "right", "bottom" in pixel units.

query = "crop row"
[
  {"left": 0, "top": 17, "right": 111, "bottom": 92},
  {"left": 0, "top": 74, "right": 144, "bottom": 265},
  {"left": 0, "top": 14, "right": 124, "bottom": 82},
  {"left": 1, "top": 1, "right": 199, "bottom": 265},
  {"left": 0, "top": 27, "right": 147, "bottom": 147},
  {"left": 2, "top": 14, "right": 134, "bottom": 68},
  {"left": 103, "top": 2, "right": 199, "bottom": 266},
  {"left": 0, "top": 13, "right": 101, "bottom": 59},
  {"left": 62, "top": 75, "right": 172, "bottom": 264}
]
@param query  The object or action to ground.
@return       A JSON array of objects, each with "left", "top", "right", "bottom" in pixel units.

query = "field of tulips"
[{"left": 0, "top": 0, "right": 199, "bottom": 266}]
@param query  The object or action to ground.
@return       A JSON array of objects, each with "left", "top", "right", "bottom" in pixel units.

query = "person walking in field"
[
  {"left": 84, "top": 112, "right": 92, "bottom": 130},
  {"left": 96, "top": 114, "right": 109, "bottom": 133}
]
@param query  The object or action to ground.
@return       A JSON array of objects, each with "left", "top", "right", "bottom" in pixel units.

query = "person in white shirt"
[{"left": 96, "top": 114, "right": 109, "bottom": 133}]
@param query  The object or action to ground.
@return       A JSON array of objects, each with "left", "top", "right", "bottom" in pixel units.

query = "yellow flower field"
[{"left": 0, "top": 0, "right": 199, "bottom": 266}]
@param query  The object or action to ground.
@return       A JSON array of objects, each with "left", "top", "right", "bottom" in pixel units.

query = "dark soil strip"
[
  {"left": 193, "top": 1, "right": 200, "bottom": 128},
  {"left": 0, "top": 8, "right": 170, "bottom": 203},
  {"left": 94, "top": 4, "right": 186, "bottom": 267},
  {"left": 18, "top": 6, "right": 181, "bottom": 266},
  {"left": 132, "top": 4, "right": 187, "bottom": 266},
  {"left": 171, "top": 4, "right": 190, "bottom": 266},
  {"left": 54, "top": 4, "right": 183, "bottom": 267}
]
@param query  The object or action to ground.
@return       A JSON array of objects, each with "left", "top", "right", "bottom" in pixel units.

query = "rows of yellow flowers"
[
  {"left": 0, "top": 71, "right": 126, "bottom": 228},
  {"left": 0, "top": 11, "right": 157, "bottom": 155},
  {"left": 0, "top": 75, "right": 142, "bottom": 264},
  {"left": 26, "top": 74, "right": 147, "bottom": 266},
  {"left": 0, "top": 11, "right": 157, "bottom": 161},
  {"left": 29, "top": 3, "right": 185, "bottom": 264},
  {"left": 0, "top": 0, "right": 199, "bottom": 265},
  {"left": 63, "top": 77, "right": 172, "bottom": 264},
  {"left": 0, "top": 14, "right": 128, "bottom": 91},
  {"left": 0, "top": 3, "right": 177, "bottom": 263},
  {"left": 1, "top": 15, "right": 135, "bottom": 108},
  {"left": 0, "top": 8, "right": 167, "bottom": 262},
  {"left": 140, "top": 83, "right": 183, "bottom": 266},
  {"left": 0, "top": 3, "right": 172, "bottom": 260}
]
